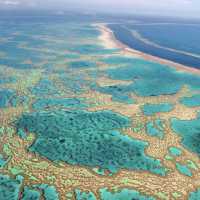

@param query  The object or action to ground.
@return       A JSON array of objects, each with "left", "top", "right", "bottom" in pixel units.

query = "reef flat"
[{"left": 0, "top": 17, "right": 200, "bottom": 200}]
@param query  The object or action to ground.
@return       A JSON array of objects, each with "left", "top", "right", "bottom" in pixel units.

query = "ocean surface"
[
  {"left": 108, "top": 20, "right": 200, "bottom": 68},
  {"left": 1, "top": 12, "right": 200, "bottom": 199}
]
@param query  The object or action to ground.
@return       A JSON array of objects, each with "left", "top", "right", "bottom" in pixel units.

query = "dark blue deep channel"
[{"left": 108, "top": 24, "right": 200, "bottom": 69}]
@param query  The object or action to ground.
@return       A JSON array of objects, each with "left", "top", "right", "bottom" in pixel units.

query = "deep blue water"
[{"left": 108, "top": 23, "right": 200, "bottom": 68}]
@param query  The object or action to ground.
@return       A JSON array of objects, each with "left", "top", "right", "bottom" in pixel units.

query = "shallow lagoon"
[
  {"left": 0, "top": 174, "right": 23, "bottom": 200},
  {"left": 0, "top": 89, "right": 28, "bottom": 108},
  {"left": 146, "top": 119, "right": 164, "bottom": 139},
  {"left": 0, "top": 173, "right": 59, "bottom": 200},
  {"left": 104, "top": 58, "right": 200, "bottom": 97},
  {"left": 32, "top": 97, "right": 87, "bottom": 110},
  {"left": 16, "top": 110, "right": 165, "bottom": 175},
  {"left": 142, "top": 103, "right": 174, "bottom": 116},
  {"left": 171, "top": 114, "right": 200, "bottom": 156},
  {"left": 99, "top": 188, "right": 155, "bottom": 200},
  {"left": 180, "top": 94, "right": 200, "bottom": 107},
  {"left": 189, "top": 188, "right": 200, "bottom": 200},
  {"left": 94, "top": 84, "right": 135, "bottom": 104}
]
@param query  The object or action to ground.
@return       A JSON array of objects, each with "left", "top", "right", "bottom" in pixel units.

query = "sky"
[{"left": 0, "top": 0, "right": 200, "bottom": 18}]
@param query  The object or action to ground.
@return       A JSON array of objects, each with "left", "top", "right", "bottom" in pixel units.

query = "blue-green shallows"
[
  {"left": 0, "top": 154, "right": 8, "bottom": 168},
  {"left": 176, "top": 163, "right": 192, "bottom": 177},
  {"left": 180, "top": 94, "right": 200, "bottom": 107},
  {"left": 105, "top": 58, "right": 200, "bottom": 97},
  {"left": 65, "top": 53, "right": 80, "bottom": 59},
  {"left": 171, "top": 114, "right": 200, "bottom": 157},
  {"left": 0, "top": 174, "right": 23, "bottom": 200},
  {"left": 32, "top": 184, "right": 59, "bottom": 200},
  {"left": 59, "top": 73, "right": 91, "bottom": 94},
  {"left": 0, "top": 89, "right": 29, "bottom": 108},
  {"left": 0, "top": 76, "right": 16, "bottom": 84},
  {"left": 16, "top": 110, "right": 166, "bottom": 175},
  {"left": 101, "top": 56, "right": 136, "bottom": 65},
  {"left": 142, "top": 103, "right": 174, "bottom": 116},
  {"left": 69, "top": 44, "right": 119, "bottom": 55},
  {"left": 21, "top": 187, "right": 41, "bottom": 200},
  {"left": 32, "top": 98, "right": 87, "bottom": 110},
  {"left": 0, "top": 89, "right": 15, "bottom": 108},
  {"left": 92, "top": 167, "right": 105, "bottom": 176},
  {"left": 146, "top": 119, "right": 164, "bottom": 139},
  {"left": 69, "top": 60, "right": 97, "bottom": 68},
  {"left": 188, "top": 188, "right": 200, "bottom": 200},
  {"left": 168, "top": 147, "right": 182, "bottom": 156},
  {"left": 75, "top": 189, "right": 96, "bottom": 200},
  {"left": 93, "top": 84, "right": 135, "bottom": 104},
  {"left": 99, "top": 188, "right": 155, "bottom": 200},
  {"left": 21, "top": 184, "right": 59, "bottom": 200},
  {"left": 31, "top": 79, "right": 59, "bottom": 96}
]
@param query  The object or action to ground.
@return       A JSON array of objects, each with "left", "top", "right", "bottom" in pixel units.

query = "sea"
[
  {"left": 1, "top": 11, "right": 200, "bottom": 199},
  {"left": 0, "top": 11, "right": 200, "bottom": 67},
  {"left": 108, "top": 16, "right": 200, "bottom": 68}
]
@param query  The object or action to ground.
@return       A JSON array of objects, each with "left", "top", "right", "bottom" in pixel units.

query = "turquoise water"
[
  {"left": 0, "top": 45, "right": 42, "bottom": 69},
  {"left": 180, "top": 94, "right": 200, "bottom": 107},
  {"left": 16, "top": 110, "right": 165, "bottom": 175},
  {"left": 75, "top": 188, "right": 156, "bottom": 200},
  {"left": 21, "top": 187, "right": 41, "bottom": 200},
  {"left": 176, "top": 163, "right": 192, "bottom": 177},
  {"left": 59, "top": 72, "right": 92, "bottom": 94},
  {"left": 142, "top": 103, "right": 173, "bottom": 116},
  {"left": 0, "top": 174, "right": 23, "bottom": 200},
  {"left": 146, "top": 119, "right": 164, "bottom": 139},
  {"left": 94, "top": 84, "right": 135, "bottom": 104},
  {"left": 0, "top": 173, "right": 59, "bottom": 200},
  {"left": 31, "top": 79, "right": 59, "bottom": 97},
  {"left": 105, "top": 58, "right": 200, "bottom": 97},
  {"left": 69, "top": 44, "right": 119, "bottom": 55},
  {"left": 0, "top": 75, "right": 16, "bottom": 84},
  {"left": 0, "top": 154, "right": 8, "bottom": 168},
  {"left": 0, "top": 89, "right": 28, "bottom": 108},
  {"left": 168, "top": 147, "right": 182, "bottom": 156},
  {"left": 189, "top": 188, "right": 200, "bottom": 200},
  {"left": 101, "top": 56, "right": 137, "bottom": 65},
  {"left": 32, "top": 184, "right": 59, "bottom": 200},
  {"left": 75, "top": 189, "right": 97, "bottom": 200},
  {"left": 0, "top": 89, "right": 16, "bottom": 108},
  {"left": 99, "top": 188, "right": 155, "bottom": 200},
  {"left": 69, "top": 60, "right": 97, "bottom": 68},
  {"left": 32, "top": 98, "right": 87, "bottom": 110},
  {"left": 171, "top": 114, "right": 200, "bottom": 156},
  {"left": 1, "top": 15, "right": 200, "bottom": 198}
]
